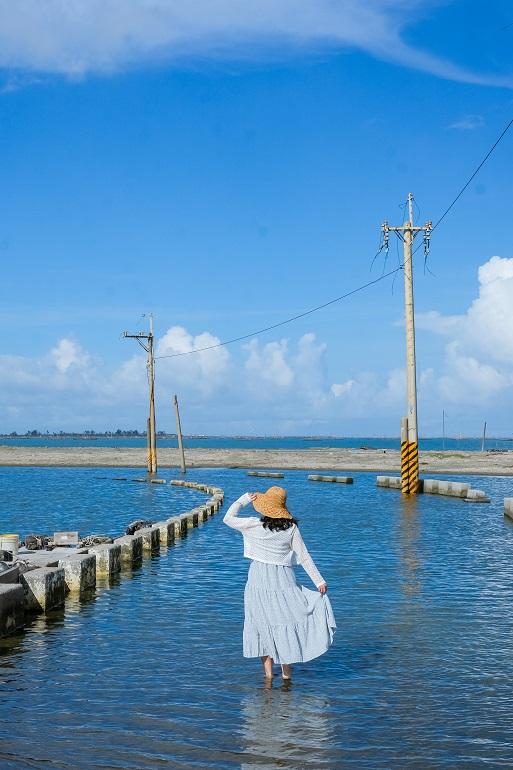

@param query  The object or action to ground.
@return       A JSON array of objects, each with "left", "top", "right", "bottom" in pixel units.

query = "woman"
[{"left": 224, "top": 485, "right": 335, "bottom": 680}]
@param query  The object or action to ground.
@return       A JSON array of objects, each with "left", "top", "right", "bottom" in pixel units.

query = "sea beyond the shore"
[{"left": 1, "top": 435, "right": 512, "bottom": 451}]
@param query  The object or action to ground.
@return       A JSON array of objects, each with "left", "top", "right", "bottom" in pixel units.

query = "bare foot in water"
[
  {"left": 281, "top": 664, "right": 292, "bottom": 680},
  {"left": 261, "top": 655, "right": 274, "bottom": 679}
]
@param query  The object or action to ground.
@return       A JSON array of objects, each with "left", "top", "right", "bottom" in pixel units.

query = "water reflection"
[
  {"left": 396, "top": 495, "right": 422, "bottom": 597},
  {"left": 240, "top": 685, "right": 335, "bottom": 770}
]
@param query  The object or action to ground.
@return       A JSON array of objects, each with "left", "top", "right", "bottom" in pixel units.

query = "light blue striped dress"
[{"left": 224, "top": 494, "right": 336, "bottom": 665}]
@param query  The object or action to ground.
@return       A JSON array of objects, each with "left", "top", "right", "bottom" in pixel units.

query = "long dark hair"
[{"left": 261, "top": 516, "right": 298, "bottom": 532}]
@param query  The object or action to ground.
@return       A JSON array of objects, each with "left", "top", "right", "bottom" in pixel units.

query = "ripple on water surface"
[{"left": 1, "top": 467, "right": 513, "bottom": 769}]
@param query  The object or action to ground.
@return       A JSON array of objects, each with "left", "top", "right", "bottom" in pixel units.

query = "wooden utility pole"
[
  {"left": 382, "top": 193, "right": 432, "bottom": 494},
  {"left": 173, "top": 395, "right": 186, "bottom": 474},
  {"left": 123, "top": 316, "right": 158, "bottom": 475}
]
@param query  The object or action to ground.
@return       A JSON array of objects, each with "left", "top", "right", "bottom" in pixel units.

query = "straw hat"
[{"left": 253, "top": 486, "right": 292, "bottom": 520}]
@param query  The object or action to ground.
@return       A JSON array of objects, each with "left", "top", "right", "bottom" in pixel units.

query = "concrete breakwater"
[{"left": 0, "top": 481, "right": 224, "bottom": 638}]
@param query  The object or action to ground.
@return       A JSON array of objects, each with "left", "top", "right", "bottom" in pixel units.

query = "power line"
[
  {"left": 432, "top": 116, "right": 513, "bottom": 232},
  {"left": 155, "top": 114, "right": 513, "bottom": 361},
  {"left": 155, "top": 262, "right": 401, "bottom": 360}
]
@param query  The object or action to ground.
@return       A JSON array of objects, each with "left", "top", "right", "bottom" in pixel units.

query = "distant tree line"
[{"left": 3, "top": 429, "right": 176, "bottom": 437}]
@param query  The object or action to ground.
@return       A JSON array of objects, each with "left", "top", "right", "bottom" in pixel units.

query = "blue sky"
[{"left": 0, "top": 0, "right": 513, "bottom": 436}]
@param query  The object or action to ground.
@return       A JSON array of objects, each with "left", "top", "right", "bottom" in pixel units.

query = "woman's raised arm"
[
  {"left": 291, "top": 526, "right": 327, "bottom": 591},
  {"left": 223, "top": 493, "right": 260, "bottom": 531}
]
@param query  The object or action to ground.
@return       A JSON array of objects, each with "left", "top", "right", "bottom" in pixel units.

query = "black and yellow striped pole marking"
[
  {"left": 400, "top": 417, "right": 420, "bottom": 494},
  {"left": 406, "top": 440, "right": 419, "bottom": 494},
  {"left": 400, "top": 417, "right": 410, "bottom": 493}
]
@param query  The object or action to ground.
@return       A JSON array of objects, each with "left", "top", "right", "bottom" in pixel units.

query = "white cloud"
[
  {"left": 50, "top": 338, "right": 90, "bottom": 373},
  {"left": 331, "top": 380, "right": 355, "bottom": 398},
  {"left": 419, "top": 256, "right": 513, "bottom": 408},
  {"left": 416, "top": 310, "right": 464, "bottom": 336},
  {"left": 448, "top": 114, "right": 485, "bottom": 131},
  {"left": 3, "top": 271, "right": 513, "bottom": 435},
  {"left": 437, "top": 342, "right": 509, "bottom": 404},
  {"left": 0, "top": 1, "right": 509, "bottom": 87},
  {"left": 245, "top": 339, "right": 294, "bottom": 390}
]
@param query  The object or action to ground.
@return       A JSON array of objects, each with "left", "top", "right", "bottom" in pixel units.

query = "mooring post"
[{"left": 173, "top": 394, "right": 186, "bottom": 474}]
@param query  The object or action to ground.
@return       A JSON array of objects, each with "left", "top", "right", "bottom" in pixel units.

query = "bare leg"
[
  {"left": 261, "top": 655, "right": 274, "bottom": 679},
  {"left": 281, "top": 664, "right": 292, "bottom": 680}
]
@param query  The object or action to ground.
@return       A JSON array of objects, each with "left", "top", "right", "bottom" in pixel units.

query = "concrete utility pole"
[
  {"left": 382, "top": 193, "right": 432, "bottom": 495},
  {"left": 123, "top": 315, "right": 158, "bottom": 475},
  {"left": 481, "top": 421, "right": 487, "bottom": 453},
  {"left": 173, "top": 395, "right": 186, "bottom": 474}
]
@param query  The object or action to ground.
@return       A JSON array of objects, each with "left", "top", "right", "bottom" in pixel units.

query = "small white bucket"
[{"left": 0, "top": 534, "right": 20, "bottom": 559}]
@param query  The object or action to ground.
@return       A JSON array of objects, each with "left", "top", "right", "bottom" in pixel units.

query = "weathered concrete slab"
[
  {"left": 377, "top": 476, "right": 402, "bottom": 489},
  {"left": 464, "top": 489, "right": 490, "bottom": 503},
  {"left": 0, "top": 584, "right": 25, "bottom": 636},
  {"left": 155, "top": 521, "right": 175, "bottom": 545},
  {"left": 247, "top": 471, "right": 284, "bottom": 478},
  {"left": 0, "top": 564, "right": 20, "bottom": 584},
  {"left": 17, "top": 552, "right": 60, "bottom": 568},
  {"left": 88, "top": 544, "right": 121, "bottom": 576},
  {"left": 21, "top": 567, "right": 66, "bottom": 612},
  {"left": 504, "top": 498, "right": 513, "bottom": 520},
  {"left": 58, "top": 554, "right": 96, "bottom": 592},
  {"left": 166, "top": 516, "right": 186, "bottom": 538},
  {"left": 138, "top": 527, "right": 160, "bottom": 553},
  {"left": 180, "top": 511, "right": 198, "bottom": 529},
  {"left": 114, "top": 534, "right": 143, "bottom": 564},
  {"left": 308, "top": 475, "right": 353, "bottom": 484},
  {"left": 423, "top": 479, "right": 470, "bottom": 498}
]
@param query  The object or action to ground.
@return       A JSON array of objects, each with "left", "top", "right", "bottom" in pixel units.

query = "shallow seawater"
[
  {"left": 1, "top": 467, "right": 513, "bottom": 769},
  {"left": 0, "top": 467, "right": 207, "bottom": 538}
]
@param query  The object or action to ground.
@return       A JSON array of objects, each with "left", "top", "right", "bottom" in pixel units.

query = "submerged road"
[{"left": 0, "top": 445, "right": 513, "bottom": 475}]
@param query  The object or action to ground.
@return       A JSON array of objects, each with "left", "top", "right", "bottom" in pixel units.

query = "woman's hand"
[
  {"left": 248, "top": 492, "right": 258, "bottom": 502},
  {"left": 318, "top": 583, "right": 328, "bottom": 594}
]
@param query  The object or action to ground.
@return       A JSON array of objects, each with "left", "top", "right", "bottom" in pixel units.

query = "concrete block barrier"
[
  {"left": 21, "top": 567, "right": 66, "bottom": 612},
  {"left": 0, "top": 480, "right": 225, "bottom": 638},
  {"left": 504, "top": 498, "right": 513, "bottom": 520},
  {"left": 58, "top": 554, "right": 96, "bottom": 592},
  {"left": 155, "top": 521, "right": 175, "bottom": 545},
  {"left": 19, "top": 552, "right": 60, "bottom": 568},
  {"left": 180, "top": 511, "right": 197, "bottom": 529},
  {"left": 166, "top": 516, "right": 186, "bottom": 538},
  {"left": 377, "top": 476, "right": 402, "bottom": 489},
  {"left": 190, "top": 507, "right": 206, "bottom": 524},
  {"left": 464, "top": 489, "right": 490, "bottom": 503},
  {"left": 423, "top": 479, "right": 470, "bottom": 498},
  {"left": 247, "top": 471, "right": 284, "bottom": 478},
  {"left": 138, "top": 527, "right": 160, "bottom": 553},
  {"left": 114, "top": 534, "right": 143, "bottom": 565},
  {"left": 89, "top": 544, "right": 121, "bottom": 577},
  {"left": 0, "top": 584, "right": 25, "bottom": 635},
  {"left": 308, "top": 475, "right": 353, "bottom": 484},
  {"left": 0, "top": 564, "right": 20, "bottom": 585}
]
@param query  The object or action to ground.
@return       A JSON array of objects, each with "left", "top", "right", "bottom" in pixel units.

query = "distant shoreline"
[
  {"left": 1, "top": 446, "right": 513, "bottom": 476},
  {"left": 1, "top": 434, "right": 512, "bottom": 441}
]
